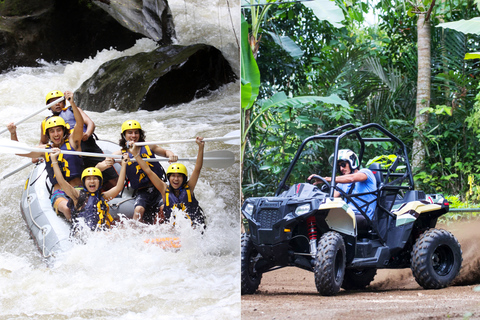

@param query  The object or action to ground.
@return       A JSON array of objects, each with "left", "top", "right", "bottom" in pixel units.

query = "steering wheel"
[{"left": 308, "top": 175, "right": 331, "bottom": 191}]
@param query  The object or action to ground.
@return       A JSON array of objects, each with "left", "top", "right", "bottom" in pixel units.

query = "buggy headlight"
[
  {"left": 295, "top": 203, "right": 311, "bottom": 216},
  {"left": 244, "top": 203, "right": 254, "bottom": 215}
]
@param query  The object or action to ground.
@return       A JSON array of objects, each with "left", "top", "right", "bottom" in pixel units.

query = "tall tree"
[{"left": 412, "top": 7, "right": 433, "bottom": 173}]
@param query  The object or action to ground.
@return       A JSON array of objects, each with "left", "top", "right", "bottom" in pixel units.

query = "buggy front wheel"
[
  {"left": 241, "top": 233, "right": 263, "bottom": 294},
  {"left": 314, "top": 231, "right": 346, "bottom": 296}
]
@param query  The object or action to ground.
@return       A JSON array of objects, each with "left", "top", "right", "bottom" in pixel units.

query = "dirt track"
[{"left": 241, "top": 220, "right": 480, "bottom": 320}]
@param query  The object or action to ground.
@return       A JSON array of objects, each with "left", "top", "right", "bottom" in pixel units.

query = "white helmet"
[{"left": 329, "top": 149, "right": 359, "bottom": 170}]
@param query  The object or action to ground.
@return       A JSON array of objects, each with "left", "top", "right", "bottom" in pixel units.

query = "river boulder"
[{"left": 74, "top": 43, "right": 238, "bottom": 112}]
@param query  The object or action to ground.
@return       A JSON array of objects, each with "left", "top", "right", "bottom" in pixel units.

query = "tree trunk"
[{"left": 412, "top": 13, "right": 431, "bottom": 176}]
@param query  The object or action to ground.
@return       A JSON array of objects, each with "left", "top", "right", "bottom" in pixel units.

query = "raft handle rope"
[
  {"left": 30, "top": 163, "right": 46, "bottom": 188},
  {"left": 26, "top": 195, "right": 55, "bottom": 259},
  {"left": 108, "top": 197, "right": 134, "bottom": 209},
  {"left": 25, "top": 163, "right": 55, "bottom": 259}
]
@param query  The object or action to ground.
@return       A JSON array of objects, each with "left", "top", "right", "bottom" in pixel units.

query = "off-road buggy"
[{"left": 241, "top": 123, "right": 462, "bottom": 296}]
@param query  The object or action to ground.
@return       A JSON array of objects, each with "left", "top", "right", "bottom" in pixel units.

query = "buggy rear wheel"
[
  {"left": 314, "top": 231, "right": 346, "bottom": 296},
  {"left": 411, "top": 228, "right": 462, "bottom": 289},
  {"left": 241, "top": 233, "right": 263, "bottom": 294}
]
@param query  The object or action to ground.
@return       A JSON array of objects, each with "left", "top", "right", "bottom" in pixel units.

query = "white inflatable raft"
[{"left": 19, "top": 140, "right": 136, "bottom": 261}]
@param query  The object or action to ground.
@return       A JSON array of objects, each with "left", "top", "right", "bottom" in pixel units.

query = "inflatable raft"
[{"left": 19, "top": 140, "right": 138, "bottom": 261}]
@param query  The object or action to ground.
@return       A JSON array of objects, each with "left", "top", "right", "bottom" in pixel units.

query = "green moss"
[{"left": 0, "top": 1, "right": 48, "bottom": 17}]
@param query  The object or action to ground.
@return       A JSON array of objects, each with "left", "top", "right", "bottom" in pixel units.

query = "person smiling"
[
  {"left": 7, "top": 92, "right": 84, "bottom": 221},
  {"left": 40, "top": 90, "right": 119, "bottom": 190},
  {"left": 50, "top": 148, "right": 129, "bottom": 231},
  {"left": 99, "top": 120, "right": 178, "bottom": 224},
  {"left": 128, "top": 136, "right": 206, "bottom": 228}
]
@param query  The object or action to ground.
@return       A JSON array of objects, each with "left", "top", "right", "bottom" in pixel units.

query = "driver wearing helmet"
[
  {"left": 308, "top": 149, "right": 377, "bottom": 222},
  {"left": 128, "top": 137, "right": 206, "bottom": 228}
]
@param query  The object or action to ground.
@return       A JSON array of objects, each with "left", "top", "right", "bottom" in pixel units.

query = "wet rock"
[
  {"left": 93, "top": 0, "right": 175, "bottom": 44},
  {"left": 74, "top": 44, "right": 238, "bottom": 112},
  {"left": 0, "top": 0, "right": 175, "bottom": 72}
]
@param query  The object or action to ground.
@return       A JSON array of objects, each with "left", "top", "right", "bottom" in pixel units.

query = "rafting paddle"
[
  {"left": 0, "top": 161, "right": 35, "bottom": 180},
  {"left": 141, "top": 150, "right": 235, "bottom": 168},
  {"left": 0, "top": 139, "right": 236, "bottom": 169},
  {"left": 134, "top": 130, "right": 240, "bottom": 146},
  {"left": 0, "top": 96, "right": 65, "bottom": 136}
]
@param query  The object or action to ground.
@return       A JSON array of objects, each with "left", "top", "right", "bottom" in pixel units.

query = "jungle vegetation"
[{"left": 241, "top": 0, "right": 480, "bottom": 218}]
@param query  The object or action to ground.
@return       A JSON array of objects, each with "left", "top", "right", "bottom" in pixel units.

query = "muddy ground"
[{"left": 241, "top": 220, "right": 480, "bottom": 320}]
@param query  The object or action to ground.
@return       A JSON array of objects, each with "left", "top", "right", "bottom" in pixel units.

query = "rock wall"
[
  {"left": 0, "top": 0, "right": 174, "bottom": 72},
  {"left": 1, "top": 0, "right": 237, "bottom": 112}
]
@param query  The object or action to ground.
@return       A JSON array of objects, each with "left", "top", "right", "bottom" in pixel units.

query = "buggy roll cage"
[{"left": 274, "top": 123, "right": 415, "bottom": 203}]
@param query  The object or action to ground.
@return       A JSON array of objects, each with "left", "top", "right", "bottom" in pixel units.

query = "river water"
[{"left": 0, "top": 1, "right": 240, "bottom": 319}]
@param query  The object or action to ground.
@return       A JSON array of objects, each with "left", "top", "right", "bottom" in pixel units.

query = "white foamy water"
[{"left": 0, "top": 1, "right": 240, "bottom": 319}]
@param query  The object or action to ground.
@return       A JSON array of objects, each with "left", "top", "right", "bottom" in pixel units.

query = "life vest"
[
  {"left": 164, "top": 184, "right": 205, "bottom": 227},
  {"left": 122, "top": 145, "right": 167, "bottom": 189},
  {"left": 42, "top": 107, "right": 87, "bottom": 134},
  {"left": 70, "top": 190, "right": 113, "bottom": 231},
  {"left": 45, "top": 139, "right": 83, "bottom": 185}
]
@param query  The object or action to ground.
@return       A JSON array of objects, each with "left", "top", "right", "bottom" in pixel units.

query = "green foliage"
[
  {"left": 241, "top": 14, "right": 260, "bottom": 111},
  {"left": 242, "top": 0, "right": 480, "bottom": 204},
  {"left": 438, "top": 195, "right": 480, "bottom": 223},
  {"left": 242, "top": 93, "right": 355, "bottom": 197}
]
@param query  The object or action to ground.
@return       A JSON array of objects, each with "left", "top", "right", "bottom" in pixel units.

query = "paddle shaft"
[
  {"left": 0, "top": 162, "right": 34, "bottom": 180},
  {"left": 0, "top": 140, "right": 235, "bottom": 168},
  {"left": 139, "top": 157, "right": 225, "bottom": 163},
  {"left": 134, "top": 132, "right": 240, "bottom": 146},
  {"left": 0, "top": 96, "right": 65, "bottom": 135},
  {"left": 43, "top": 148, "right": 232, "bottom": 168}
]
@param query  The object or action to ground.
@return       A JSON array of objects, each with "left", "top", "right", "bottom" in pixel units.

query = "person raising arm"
[
  {"left": 98, "top": 120, "right": 178, "bottom": 224},
  {"left": 7, "top": 96, "right": 84, "bottom": 220},
  {"left": 129, "top": 137, "right": 206, "bottom": 228},
  {"left": 50, "top": 148, "right": 129, "bottom": 230}
]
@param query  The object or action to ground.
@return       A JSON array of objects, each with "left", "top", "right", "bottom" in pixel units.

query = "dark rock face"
[
  {"left": 75, "top": 44, "right": 238, "bottom": 112},
  {"left": 1, "top": 1, "right": 236, "bottom": 112},
  {"left": 0, "top": 0, "right": 175, "bottom": 72},
  {"left": 93, "top": 0, "right": 175, "bottom": 44}
]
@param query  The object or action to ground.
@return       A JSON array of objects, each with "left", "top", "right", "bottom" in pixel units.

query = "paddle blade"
[
  {"left": 144, "top": 237, "right": 181, "bottom": 249},
  {"left": 203, "top": 150, "right": 236, "bottom": 168},
  {"left": 0, "top": 139, "right": 35, "bottom": 154},
  {"left": 219, "top": 130, "right": 241, "bottom": 145}
]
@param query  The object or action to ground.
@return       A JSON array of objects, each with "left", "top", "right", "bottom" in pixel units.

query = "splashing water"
[{"left": 0, "top": 1, "right": 241, "bottom": 318}]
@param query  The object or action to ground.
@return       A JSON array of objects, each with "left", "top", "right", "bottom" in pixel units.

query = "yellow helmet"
[
  {"left": 81, "top": 167, "right": 103, "bottom": 185},
  {"left": 167, "top": 163, "right": 188, "bottom": 178},
  {"left": 121, "top": 120, "right": 142, "bottom": 133},
  {"left": 44, "top": 116, "right": 67, "bottom": 134},
  {"left": 45, "top": 90, "right": 64, "bottom": 104}
]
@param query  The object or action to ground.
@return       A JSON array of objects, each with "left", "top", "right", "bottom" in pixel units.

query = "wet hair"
[{"left": 119, "top": 129, "right": 146, "bottom": 149}]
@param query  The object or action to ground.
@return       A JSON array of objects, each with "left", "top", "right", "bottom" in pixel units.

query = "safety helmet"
[
  {"left": 46, "top": 90, "right": 64, "bottom": 104},
  {"left": 121, "top": 120, "right": 142, "bottom": 134},
  {"left": 44, "top": 116, "right": 68, "bottom": 135},
  {"left": 167, "top": 163, "right": 188, "bottom": 181},
  {"left": 81, "top": 167, "right": 103, "bottom": 186},
  {"left": 329, "top": 149, "right": 359, "bottom": 170}
]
